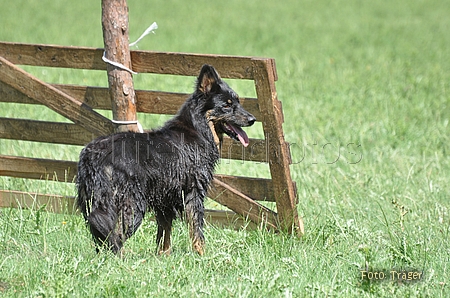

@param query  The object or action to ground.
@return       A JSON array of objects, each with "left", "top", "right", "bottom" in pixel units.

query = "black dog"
[{"left": 76, "top": 65, "right": 255, "bottom": 255}]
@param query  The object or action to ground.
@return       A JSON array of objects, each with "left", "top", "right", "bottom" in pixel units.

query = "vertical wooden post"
[
  {"left": 101, "top": 0, "right": 139, "bottom": 132},
  {"left": 252, "top": 58, "right": 304, "bottom": 236}
]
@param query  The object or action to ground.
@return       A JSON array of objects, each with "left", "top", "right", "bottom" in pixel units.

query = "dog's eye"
[{"left": 224, "top": 99, "right": 233, "bottom": 108}]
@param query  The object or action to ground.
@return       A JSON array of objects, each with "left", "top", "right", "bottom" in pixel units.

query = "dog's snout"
[{"left": 247, "top": 115, "right": 256, "bottom": 126}]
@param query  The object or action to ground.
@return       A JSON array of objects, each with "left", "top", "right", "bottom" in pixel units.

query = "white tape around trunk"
[
  {"left": 102, "top": 22, "right": 158, "bottom": 74},
  {"left": 111, "top": 119, "right": 144, "bottom": 133},
  {"left": 104, "top": 22, "right": 158, "bottom": 133},
  {"left": 102, "top": 52, "right": 138, "bottom": 74}
]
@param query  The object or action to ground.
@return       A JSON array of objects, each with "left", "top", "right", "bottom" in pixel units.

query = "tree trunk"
[{"left": 101, "top": 0, "right": 139, "bottom": 132}]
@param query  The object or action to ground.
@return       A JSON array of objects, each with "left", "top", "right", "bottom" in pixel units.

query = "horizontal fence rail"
[
  {"left": 0, "top": 42, "right": 277, "bottom": 80},
  {"left": 0, "top": 82, "right": 262, "bottom": 120},
  {"left": 0, "top": 155, "right": 277, "bottom": 202},
  {"left": 0, "top": 118, "right": 285, "bottom": 163},
  {"left": 0, "top": 190, "right": 258, "bottom": 230}
]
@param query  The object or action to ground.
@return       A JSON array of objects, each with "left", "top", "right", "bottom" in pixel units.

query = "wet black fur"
[{"left": 76, "top": 65, "right": 255, "bottom": 255}]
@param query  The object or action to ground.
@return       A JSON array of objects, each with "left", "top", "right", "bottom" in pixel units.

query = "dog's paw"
[
  {"left": 192, "top": 239, "right": 204, "bottom": 256},
  {"left": 157, "top": 247, "right": 172, "bottom": 256}
]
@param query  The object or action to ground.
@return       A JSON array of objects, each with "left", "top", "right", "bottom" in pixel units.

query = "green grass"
[{"left": 1, "top": 0, "right": 449, "bottom": 296}]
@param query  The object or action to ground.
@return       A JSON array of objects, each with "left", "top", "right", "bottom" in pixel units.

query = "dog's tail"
[{"left": 76, "top": 144, "right": 112, "bottom": 219}]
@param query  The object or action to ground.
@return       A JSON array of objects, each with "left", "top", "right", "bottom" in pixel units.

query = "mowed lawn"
[{"left": 0, "top": 0, "right": 449, "bottom": 297}]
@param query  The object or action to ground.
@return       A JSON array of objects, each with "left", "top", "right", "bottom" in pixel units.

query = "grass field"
[{"left": 1, "top": 0, "right": 449, "bottom": 297}]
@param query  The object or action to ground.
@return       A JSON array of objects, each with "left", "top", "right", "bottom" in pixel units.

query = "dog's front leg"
[{"left": 184, "top": 190, "right": 205, "bottom": 255}]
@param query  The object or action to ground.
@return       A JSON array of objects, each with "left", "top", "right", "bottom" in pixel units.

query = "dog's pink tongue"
[{"left": 229, "top": 124, "right": 249, "bottom": 147}]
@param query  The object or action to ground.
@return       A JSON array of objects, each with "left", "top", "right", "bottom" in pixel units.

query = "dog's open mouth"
[{"left": 222, "top": 122, "right": 249, "bottom": 147}]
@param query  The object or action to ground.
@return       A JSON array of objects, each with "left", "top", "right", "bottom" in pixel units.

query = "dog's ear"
[{"left": 197, "top": 64, "right": 221, "bottom": 94}]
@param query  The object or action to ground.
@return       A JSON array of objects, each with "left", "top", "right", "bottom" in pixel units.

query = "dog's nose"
[{"left": 247, "top": 115, "right": 256, "bottom": 126}]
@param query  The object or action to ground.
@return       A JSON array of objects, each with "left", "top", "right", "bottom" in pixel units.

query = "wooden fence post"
[
  {"left": 252, "top": 59, "right": 304, "bottom": 236},
  {"left": 101, "top": 0, "right": 139, "bottom": 132}
]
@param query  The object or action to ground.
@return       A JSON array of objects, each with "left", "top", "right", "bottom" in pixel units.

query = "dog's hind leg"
[
  {"left": 184, "top": 192, "right": 205, "bottom": 255},
  {"left": 155, "top": 211, "right": 173, "bottom": 255},
  {"left": 119, "top": 198, "right": 145, "bottom": 247}
]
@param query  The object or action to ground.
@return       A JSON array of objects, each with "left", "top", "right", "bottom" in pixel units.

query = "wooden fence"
[{"left": 0, "top": 41, "right": 303, "bottom": 235}]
